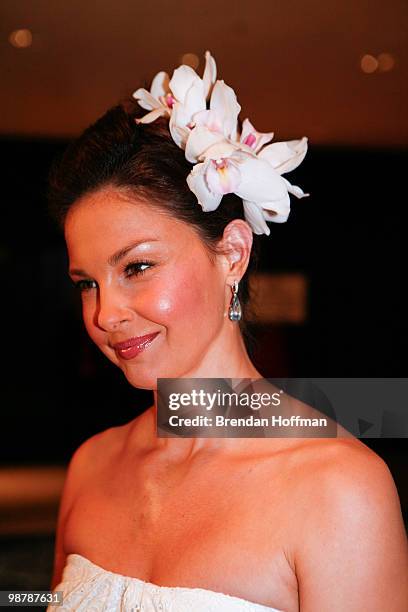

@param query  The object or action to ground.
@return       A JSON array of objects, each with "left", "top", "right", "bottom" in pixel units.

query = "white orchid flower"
[
  {"left": 188, "top": 80, "right": 241, "bottom": 141},
  {"left": 169, "top": 65, "right": 202, "bottom": 106},
  {"left": 133, "top": 50, "right": 309, "bottom": 235},
  {"left": 183, "top": 79, "right": 242, "bottom": 163},
  {"left": 132, "top": 51, "right": 217, "bottom": 128},
  {"left": 187, "top": 153, "right": 242, "bottom": 212},
  {"left": 186, "top": 149, "right": 293, "bottom": 234},
  {"left": 132, "top": 72, "right": 174, "bottom": 124},
  {"left": 166, "top": 52, "right": 216, "bottom": 147},
  {"left": 185, "top": 123, "right": 308, "bottom": 234}
]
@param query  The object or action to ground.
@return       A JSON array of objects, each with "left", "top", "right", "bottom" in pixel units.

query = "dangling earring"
[{"left": 228, "top": 280, "right": 242, "bottom": 322}]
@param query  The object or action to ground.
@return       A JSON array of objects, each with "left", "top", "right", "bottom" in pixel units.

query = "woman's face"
[{"left": 65, "top": 186, "right": 229, "bottom": 389}]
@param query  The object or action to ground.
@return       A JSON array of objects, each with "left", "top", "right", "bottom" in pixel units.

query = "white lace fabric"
[{"left": 47, "top": 553, "right": 284, "bottom": 611}]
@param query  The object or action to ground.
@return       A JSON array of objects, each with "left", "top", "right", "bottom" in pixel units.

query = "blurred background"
[{"left": 0, "top": 0, "right": 407, "bottom": 599}]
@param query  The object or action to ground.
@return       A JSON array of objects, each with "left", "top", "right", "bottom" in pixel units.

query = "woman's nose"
[{"left": 95, "top": 287, "right": 132, "bottom": 331}]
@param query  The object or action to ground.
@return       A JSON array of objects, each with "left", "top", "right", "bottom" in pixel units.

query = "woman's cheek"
[{"left": 150, "top": 273, "right": 214, "bottom": 328}]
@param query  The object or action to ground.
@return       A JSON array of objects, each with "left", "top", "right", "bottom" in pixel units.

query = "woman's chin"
[{"left": 119, "top": 365, "right": 160, "bottom": 391}]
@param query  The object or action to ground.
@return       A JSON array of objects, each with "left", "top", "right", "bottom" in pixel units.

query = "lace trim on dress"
[{"left": 47, "top": 552, "right": 285, "bottom": 611}]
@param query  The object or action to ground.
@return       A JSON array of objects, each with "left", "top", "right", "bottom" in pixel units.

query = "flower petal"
[
  {"left": 183, "top": 79, "right": 206, "bottom": 119},
  {"left": 169, "top": 65, "right": 199, "bottom": 104},
  {"left": 241, "top": 118, "right": 274, "bottom": 153},
  {"left": 200, "top": 140, "right": 240, "bottom": 161},
  {"left": 242, "top": 201, "right": 271, "bottom": 235},
  {"left": 132, "top": 87, "right": 162, "bottom": 111},
  {"left": 242, "top": 191, "right": 291, "bottom": 234},
  {"left": 186, "top": 162, "right": 223, "bottom": 212},
  {"left": 210, "top": 80, "right": 241, "bottom": 141},
  {"left": 150, "top": 71, "right": 170, "bottom": 99},
  {"left": 169, "top": 102, "right": 191, "bottom": 148},
  {"left": 135, "top": 108, "right": 168, "bottom": 124},
  {"left": 233, "top": 155, "right": 287, "bottom": 204},
  {"left": 258, "top": 137, "right": 308, "bottom": 174},
  {"left": 202, "top": 50, "right": 217, "bottom": 100},
  {"left": 282, "top": 177, "right": 310, "bottom": 199},
  {"left": 185, "top": 126, "right": 226, "bottom": 164},
  {"left": 167, "top": 81, "right": 205, "bottom": 151},
  {"left": 205, "top": 158, "right": 241, "bottom": 195},
  {"left": 260, "top": 191, "right": 291, "bottom": 222},
  {"left": 192, "top": 109, "right": 223, "bottom": 132}
]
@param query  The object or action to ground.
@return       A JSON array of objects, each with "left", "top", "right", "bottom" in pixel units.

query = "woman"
[{"left": 47, "top": 52, "right": 408, "bottom": 611}]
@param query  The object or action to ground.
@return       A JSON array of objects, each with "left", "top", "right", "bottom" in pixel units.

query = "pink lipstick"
[{"left": 112, "top": 332, "right": 160, "bottom": 360}]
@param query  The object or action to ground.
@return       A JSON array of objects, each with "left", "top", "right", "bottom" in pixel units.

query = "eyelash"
[
  {"left": 124, "top": 259, "right": 154, "bottom": 278},
  {"left": 73, "top": 260, "right": 154, "bottom": 292}
]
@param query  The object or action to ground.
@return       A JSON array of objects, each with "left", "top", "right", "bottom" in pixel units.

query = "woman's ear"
[{"left": 218, "top": 219, "right": 253, "bottom": 283}]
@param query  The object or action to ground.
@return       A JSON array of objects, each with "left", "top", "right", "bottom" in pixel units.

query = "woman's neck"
[{"left": 135, "top": 329, "right": 265, "bottom": 461}]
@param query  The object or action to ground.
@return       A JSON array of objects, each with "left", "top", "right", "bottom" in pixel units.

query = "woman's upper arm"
[
  {"left": 49, "top": 437, "right": 96, "bottom": 590},
  {"left": 295, "top": 445, "right": 408, "bottom": 612}
]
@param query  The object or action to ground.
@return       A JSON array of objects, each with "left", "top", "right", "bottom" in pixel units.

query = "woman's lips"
[{"left": 112, "top": 332, "right": 160, "bottom": 360}]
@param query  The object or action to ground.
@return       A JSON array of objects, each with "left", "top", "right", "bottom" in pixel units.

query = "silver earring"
[{"left": 228, "top": 280, "right": 242, "bottom": 322}]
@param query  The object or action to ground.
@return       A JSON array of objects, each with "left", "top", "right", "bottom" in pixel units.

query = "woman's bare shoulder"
[
  {"left": 307, "top": 437, "right": 404, "bottom": 529},
  {"left": 279, "top": 436, "right": 399, "bottom": 546},
  {"left": 290, "top": 438, "right": 408, "bottom": 610},
  {"left": 287, "top": 436, "right": 392, "bottom": 494},
  {"left": 64, "top": 408, "right": 152, "bottom": 486},
  {"left": 49, "top": 422, "right": 131, "bottom": 589},
  {"left": 72, "top": 412, "right": 150, "bottom": 469}
]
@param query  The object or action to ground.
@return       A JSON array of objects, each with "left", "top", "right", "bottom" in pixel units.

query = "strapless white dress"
[{"left": 47, "top": 553, "right": 284, "bottom": 611}]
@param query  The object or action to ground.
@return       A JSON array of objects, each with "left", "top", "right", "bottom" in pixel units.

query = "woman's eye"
[
  {"left": 124, "top": 261, "right": 154, "bottom": 277},
  {"left": 73, "top": 280, "right": 97, "bottom": 292},
  {"left": 71, "top": 261, "right": 153, "bottom": 292}
]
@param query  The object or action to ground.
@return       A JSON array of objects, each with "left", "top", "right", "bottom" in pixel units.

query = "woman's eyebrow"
[
  {"left": 69, "top": 238, "right": 159, "bottom": 277},
  {"left": 107, "top": 238, "right": 159, "bottom": 266}
]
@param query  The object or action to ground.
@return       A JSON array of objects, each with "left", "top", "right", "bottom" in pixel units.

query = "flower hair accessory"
[{"left": 132, "top": 51, "right": 309, "bottom": 236}]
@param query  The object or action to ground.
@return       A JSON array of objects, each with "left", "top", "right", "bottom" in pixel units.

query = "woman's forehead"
[
  {"left": 64, "top": 186, "right": 206, "bottom": 266},
  {"left": 65, "top": 187, "right": 189, "bottom": 242}
]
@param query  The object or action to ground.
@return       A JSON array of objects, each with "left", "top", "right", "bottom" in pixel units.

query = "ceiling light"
[
  {"left": 360, "top": 54, "right": 378, "bottom": 74},
  {"left": 9, "top": 28, "right": 32, "bottom": 48},
  {"left": 377, "top": 52, "right": 395, "bottom": 72},
  {"left": 180, "top": 53, "right": 199, "bottom": 70}
]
